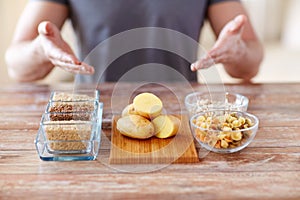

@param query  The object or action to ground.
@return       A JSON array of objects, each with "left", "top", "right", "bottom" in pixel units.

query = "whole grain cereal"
[{"left": 44, "top": 121, "right": 93, "bottom": 152}]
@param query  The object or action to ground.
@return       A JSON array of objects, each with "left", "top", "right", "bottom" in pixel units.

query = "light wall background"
[
  {"left": 0, "top": 0, "right": 27, "bottom": 84},
  {"left": 1, "top": 0, "right": 300, "bottom": 85},
  {"left": 200, "top": 0, "right": 300, "bottom": 83}
]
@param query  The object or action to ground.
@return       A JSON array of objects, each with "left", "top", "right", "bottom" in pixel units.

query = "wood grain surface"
[
  {"left": 0, "top": 82, "right": 299, "bottom": 200},
  {"left": 109, "top": 115, "right": 198, "bottom": 164}
]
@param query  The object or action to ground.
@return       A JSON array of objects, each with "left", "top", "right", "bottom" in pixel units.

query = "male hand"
[
  {"left": 38, "top": 21, "right": 94, "bottom": 74},
  {"left": 191, "top": 15, "right": 247, "bottom": 71}
]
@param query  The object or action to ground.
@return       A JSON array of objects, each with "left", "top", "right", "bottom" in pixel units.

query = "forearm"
[
  {"left": 223, "top": 39, "right": 264, "bottom": 80},
  {"left": 5, "top": 36, "right": 54, "bottom": 82}
]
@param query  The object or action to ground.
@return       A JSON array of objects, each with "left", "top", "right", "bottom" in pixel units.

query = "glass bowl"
[
  {"left": 45, "top": 99, "right": 99, "bottom": 116},
  {"left": 50, "top": 89, "right": 100, "bottom": 102},
  {"left": 35, "top": 89, "right": 103, "bottom": 161},
  {"left": 40, "top": 111, "right": 99, "bottom": 153},
  {"left": 189, "top": 110, "right": 259, "bottom": 153},
  {"left": 185, "top": 92, "right": 249, "bottom": 116}
]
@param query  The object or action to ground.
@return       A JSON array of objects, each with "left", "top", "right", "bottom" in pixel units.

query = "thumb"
[
  {"left": 229, "top": 15, "right": 247, "bottom": 34},
  {"left": 213, "top": 15, "right": 247, "bottom": 48},
  {"left": 38, "top": 21, "right": 60, "bottom": 37},
  {"left": 218, "top": 15, "right": 247, "bottom": 40}
]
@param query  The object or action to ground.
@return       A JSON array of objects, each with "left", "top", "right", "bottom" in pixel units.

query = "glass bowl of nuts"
[
  {"left": 185, "top": 92, "right": 249, "bottom": 116},
  {"left": 190, "top": 110, "right": 259, "bottom": 153}
]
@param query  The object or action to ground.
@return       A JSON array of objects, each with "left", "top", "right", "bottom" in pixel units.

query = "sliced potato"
[
  {"left": 121, "top": 103, "right": 139, "bottom": 117},
  {"left": 116, "top": 115, "right": 154, "bottom": 139},
  {"left": 133, "top": 92, "right": 163, "bottom": 119},
  {"left": 152, "top": 115, "right": 180, "bottom": 139}
]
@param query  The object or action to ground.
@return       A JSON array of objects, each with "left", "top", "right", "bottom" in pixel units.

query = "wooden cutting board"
[{"left": 109, "top": 115, "right": 199, "bottom": 164}]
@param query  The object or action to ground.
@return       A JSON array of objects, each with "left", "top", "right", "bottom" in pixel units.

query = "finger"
[
  {"left": 53, "top": 60, "right": 95, "bottom": 74},
  {"left": 48, "top": 49, "right": 81, "bottom": 65},
  {"left": 38, "top": 21, "right": 61, "bottom": 37},
  {"left": 229, "top": 15, "right": 247, "bottom": 33},
  {"left": 217, "top": 15, "right": 247, "bottom": 41},
  {"left": 190, "top": 56, "right": 215, "bottom": 71},
  {"left": 38, "top": 21, "right": 55, "bottom": 36},
  {"left": 212, "top": 16, "right": 247, "bottom": 52},
  {"left": 80, "top": 62, "right": 95, "bottom": 74},
  {"left": 38, "top": 21, "right": 49, "bottom": 35},
  {"left": 207, "top": 46, "right": 235, "bottom": 65},
  {"left": 209, "top": 54, "right": 228, "bottom": 64},
  {"left": 208, "top": 46, "right": 224, "bottom": 59}
]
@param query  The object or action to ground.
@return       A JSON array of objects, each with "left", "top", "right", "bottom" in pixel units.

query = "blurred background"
[{"left": 1, "top": 0, "right": 300, "bottom": 85}]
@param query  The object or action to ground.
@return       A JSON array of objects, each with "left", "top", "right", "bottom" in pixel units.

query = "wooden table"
[{"left": 0, "top": 82, "right": 299, "bottom": 199}]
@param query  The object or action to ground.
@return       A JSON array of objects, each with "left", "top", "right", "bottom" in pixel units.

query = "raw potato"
[
  {"left": 133, "top": 93, "right": 163, "bottom": 119},
  {"left": 121, "top": 104, "right": 139, "bottom": 117},
  {"left": 116, "top": 115, "right": 155, "bottom": 139},
  {"left": 152, "top": 115, "right": 180, "bottom": 139}
]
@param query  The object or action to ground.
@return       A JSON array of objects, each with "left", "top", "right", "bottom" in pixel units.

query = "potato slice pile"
[{"left": 116, "top": 92, "right": 180, "bottom": 139}]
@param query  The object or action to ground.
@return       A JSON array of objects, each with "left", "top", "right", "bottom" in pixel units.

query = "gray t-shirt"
[{"left": 35, "top": 0, "right": 237, "bottom": 83}]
